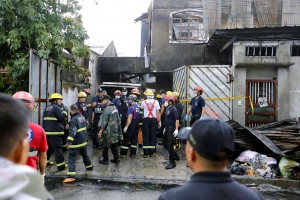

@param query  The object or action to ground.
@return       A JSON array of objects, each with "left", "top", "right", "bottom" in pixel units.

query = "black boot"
[
  {"left": 99, "top": 159, "right": 108, "bottom": 165},
  {"left": 165, "top": 160, "right": 176, "bottom": 169},
  {"left": 175, "top": 154, "right": 180, "bottom": 161}
]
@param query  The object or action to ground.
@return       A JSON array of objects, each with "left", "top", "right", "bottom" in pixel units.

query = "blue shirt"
[
  {"left": 165, "top": 106, "right": 179, "bottom": 127},
  {"left": 190, "top": 96, "right": 205, "bottom": 116},
  {"left": 128, "top": 104, "right": 140, "bottom": 120}
]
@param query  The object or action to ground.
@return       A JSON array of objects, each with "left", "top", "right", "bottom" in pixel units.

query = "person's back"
[
  {"left": 0, "top": 157, "right": 52, "bottom": 200},
  {"left": 0, "top": 93, "right": 53, "bottom": 200},
  {"left": 158, "top": 118, "right": 264, "bottom": 200},
  {"left": 159, "top": 171, "right": 263, "bottom": 200}
]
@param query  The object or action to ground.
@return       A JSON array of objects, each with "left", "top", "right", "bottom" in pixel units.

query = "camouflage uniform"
[{"left": 98, "top": 102, "right": 123, "bottom": 163}]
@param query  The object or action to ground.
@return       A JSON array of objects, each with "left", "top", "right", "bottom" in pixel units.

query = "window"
[
  {"left": 291, "top": 45, "right": 300, "bottom": 56},
  {"left": 245, "top": 46, "right": 276, "bottom": 57},
  {"left": 170, "top": 10, "right": 207, "bottom": 43}
]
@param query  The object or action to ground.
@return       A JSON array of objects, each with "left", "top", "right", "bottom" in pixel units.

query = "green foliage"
[{"left": 0, "top": 0, "right": 90, "bottom": 92}]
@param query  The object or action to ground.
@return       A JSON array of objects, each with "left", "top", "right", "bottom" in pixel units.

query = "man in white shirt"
[
  {"left": 141, "top": 89, "right": 161, "bottom": 158},
  {"left": 0, "top": 93, "right": 53, "bottom": 200}
]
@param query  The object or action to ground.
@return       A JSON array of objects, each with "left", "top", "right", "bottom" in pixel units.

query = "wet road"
[{"left": 45, "top": 178, "right": 300, "bottom": 200}]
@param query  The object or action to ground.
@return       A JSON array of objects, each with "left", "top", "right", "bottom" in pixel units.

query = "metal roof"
[{"left": 206, "top": 26, "right": 300, "bottom": 52}]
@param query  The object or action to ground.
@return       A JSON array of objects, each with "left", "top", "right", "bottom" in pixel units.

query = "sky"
[{"left": 80, "top": 0, "right": 150, "bottom": 57}]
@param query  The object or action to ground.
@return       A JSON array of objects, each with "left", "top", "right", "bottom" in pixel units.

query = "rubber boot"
[{"left": 165, "top": 160, "right": 176, "bottom": 169}]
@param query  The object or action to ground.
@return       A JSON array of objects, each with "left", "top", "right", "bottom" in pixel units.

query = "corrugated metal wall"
[
  {"left": 29, "top": 49, "right": 62, "bottom": 125},
  {"left": 173, "top": 65, "right": 232, "bottom": 122}
]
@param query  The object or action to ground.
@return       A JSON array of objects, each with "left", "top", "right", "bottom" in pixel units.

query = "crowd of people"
[{"left": 0, "top": 86, "right": 265, "bottom": 199}]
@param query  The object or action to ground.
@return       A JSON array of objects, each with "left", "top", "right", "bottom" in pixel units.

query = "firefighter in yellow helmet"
[
  {"left": 76, "top": 91, "right": 88, "bottom": 125},
  {"left": 140, "top": 89, "right": 161, "bottom": 157},
  {"left": 42, "top": 93, "right": 67, "bottom": 171}
]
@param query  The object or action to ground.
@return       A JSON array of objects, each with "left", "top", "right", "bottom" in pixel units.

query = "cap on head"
[
  {"left": 156, "top": 94, "right": 161, "bottom": 99},
  {"left": 173, "top": 91, "right": 179, "bottom": 97},
  {"left": 12, "top": 91, "right": 35, "bottom": 109},
  {"left": 50, "top": 93, "right": 63, "bottom": 100},
  {"left": 178, "top": 118, "right": 235, "bottom": 161},
  {"left": 97, "top": 87, "right": 104, "bottom": 93},
  {"left": 166, "top": 91, "right": 173, "bottom": 95},
  {"left": 78, "top": 91, "right": 87, "bottom": 98}
]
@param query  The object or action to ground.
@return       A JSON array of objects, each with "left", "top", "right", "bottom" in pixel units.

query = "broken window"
[
  {"left": 170, "top": 10, "right": 207, "bottom": 43},
  {"left": 291, "top": 45, "right": 300, "bottom": 56},
  {"left": 245, "top": 46, "right": 276, "bottom": 57}
]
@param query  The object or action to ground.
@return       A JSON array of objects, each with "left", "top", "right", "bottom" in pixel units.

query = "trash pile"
[{"left": 228, "top": 119, "right": 300, "bottom": 180}]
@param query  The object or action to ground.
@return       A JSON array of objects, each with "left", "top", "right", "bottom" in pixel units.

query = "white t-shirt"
[{"left": 141, "top": 99, "right": 160, "bottom": 118}]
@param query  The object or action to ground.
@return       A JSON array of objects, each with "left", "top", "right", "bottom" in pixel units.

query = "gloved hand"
[
  {"left": 123, "top": 126, "right": 128, "bottom": 133},
  {"left": 158, "top": 122, "right": 162, "bottom": 128},
  {"left": 163, "top": 128, "right": 165, "bottom": 135},
  {"left": 173, "top": 130, "right": 178, "bottom": 137},
  {"left": 41, "top": 174, "right": 45, "bottom": 185},
  {"left": 185, "top": 115, "right": 189, "bottom": 122}
]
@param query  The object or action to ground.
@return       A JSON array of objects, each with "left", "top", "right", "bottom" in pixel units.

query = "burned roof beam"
[{"left": 219, "top": 37, "right": 236, "bottom": 53}]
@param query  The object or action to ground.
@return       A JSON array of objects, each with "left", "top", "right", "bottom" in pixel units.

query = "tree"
[{"left": 0, "top": 0, "right": 90, "bottom": 92}]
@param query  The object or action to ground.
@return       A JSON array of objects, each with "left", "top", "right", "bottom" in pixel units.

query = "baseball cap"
[
  {"left": 97, "top": 87, "right": 104, "bottom": 93},
  {"left": 102, "top": 95, "right": 110, "bottom": 100},
  {"left": 178, "top": 118, "right": 235, "bottom": 161}
]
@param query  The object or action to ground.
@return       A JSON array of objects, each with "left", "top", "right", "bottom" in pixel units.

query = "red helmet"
[
  {"left": 164, "top": 94, "right": 176, "bottom": 103},
  {"left": 194, "top": 86, "right": 203, "bottom": 95},
  {"left": 83, "top": 88, "right": 91, "bottom": 95},
  {"left": 114, "top": 90, "right": 121, "bottom": 96},
  {"left": 12, "top": 91, "right": 35, "bottom": 109},
  {"left": 131, "top": 88, "right": 140, "bottom": 95}
]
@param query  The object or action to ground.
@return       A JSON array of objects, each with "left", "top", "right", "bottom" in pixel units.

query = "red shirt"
[{"left": 26, "top": 122, "right": 48, "bottom": 169}]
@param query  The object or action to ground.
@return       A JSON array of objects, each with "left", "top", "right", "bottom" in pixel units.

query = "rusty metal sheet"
[
  {"left": 29, "top": 49, "right": 62, "bottom": 125},
  {"left": 228, "top": 120, "right": 284, "bottom": 157}
]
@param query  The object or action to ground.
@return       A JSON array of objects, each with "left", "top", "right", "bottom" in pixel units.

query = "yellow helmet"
[
  {"left": 156, "top": 94, "right": 161, "bottom": 99},
  {"left": 144, "top": 89, "right": 154, "bottom": 96},
  {"left": 78, "top": 91, "right": 87, "bottom": 98},
  {"left": 173, "top": 91, "right": 179, "bottom": 97},
  {"left": 50, "top": 93, "right": 63, "bottom": 100},
  {"left": 166, "top": 91, "right": 173, "bottom": 95}
]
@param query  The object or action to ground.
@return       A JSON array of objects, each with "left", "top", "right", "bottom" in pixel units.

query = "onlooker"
[
  {"left": 158, "top": 118, "right": 264, "bottom": 200},
  {"left": 92, "top": 87, "right": 104, "bottom": 107},
  {"left": 98, "top": 95, "right": 123, "bottom": 164},
  {"left": 12, "top": 91, "right": 48, "bottom": 182},
  {"left": 0, "top": 93, "right": 53, "bottom": 199},
  {"left": 186, "top": 86, "right": 205, "bottom": 126}
]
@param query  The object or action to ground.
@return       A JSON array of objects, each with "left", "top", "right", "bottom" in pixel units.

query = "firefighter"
[
  {"left": 76, "top": 91, "right": 88, "bottom": 123},
  {"left": 141, "top": 89, "right": 161, "bottom": 158},
  {"left": 43, "top": 93, "right": 66, "bottom": 171},
  {"left": 120, "top": 88, "right": 129, "bottom": 131},
  {"left": 98, "top": 95, "right": 123, "bottom": 164},
  {"left": 64, "top": 104, "right": 93, "bottom": 183},
  {"left": 120, "top": 94, "right": 140, "bottom": 158},
  {"left": 163, "top": 94, "right": 180, "bottom": 169},
  {"left": 91, "top": 96, "right": 104, "bottom": 148},
  {"left": 131, "top": 88, "right": 143, "bottom": 147},
  {"left": 186, "top": 86, "right": 205, "bottom": 126},
  {"left": 12, "top": 91, "right": 48, "bottom": 183},
  {"left": 112, "top": 90, "right": 122, "bottom": 117}
]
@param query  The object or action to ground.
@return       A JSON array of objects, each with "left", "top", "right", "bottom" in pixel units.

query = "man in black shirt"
[
  {"left": 158, "top": 118, "right": 264, "bottom": 200},
  {"left": 92, "top": 97, "right": 104, "bottom": 148}
]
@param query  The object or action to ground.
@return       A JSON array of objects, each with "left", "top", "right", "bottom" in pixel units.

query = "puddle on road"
[{"left": 45, "top": 177, "right": 300, "bottom": 200}]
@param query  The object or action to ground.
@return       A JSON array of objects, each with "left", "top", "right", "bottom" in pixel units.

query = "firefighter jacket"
[
  {"left": 67, "top": 112, "right": 88, "bottom": 149},
  {"left": 43, "top": 103, "right": 65, "bottom": 136},
  {"left": 98, "top": 102, "right": 123, "bottom": 146}
]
